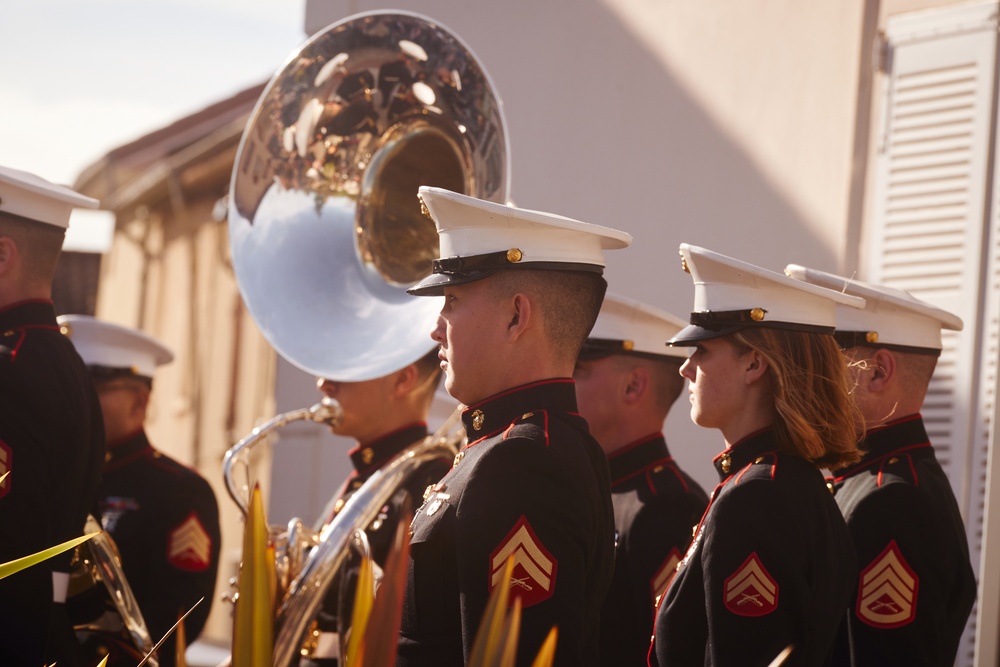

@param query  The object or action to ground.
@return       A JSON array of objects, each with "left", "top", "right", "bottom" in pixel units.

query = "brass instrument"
[
  {"left": 228, "top": 9, "right": 509, "bottom": 382},
  {"left": 67, "top": 515, "right": 159, "bottom": 667},
  {"left": 224, "top": 10, "right": 509, "bottom": 665}
]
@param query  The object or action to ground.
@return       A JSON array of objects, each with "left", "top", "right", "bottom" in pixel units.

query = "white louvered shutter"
[{"left": 868, "top": 3, "right": 999, "bottom": 665}]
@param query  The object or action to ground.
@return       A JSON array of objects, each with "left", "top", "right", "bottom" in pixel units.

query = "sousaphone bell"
[{"left": 225, "top": 10, "right": 510, "bottom": 665}]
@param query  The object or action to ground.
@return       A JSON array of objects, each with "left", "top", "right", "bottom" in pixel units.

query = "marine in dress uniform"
[
  {"left": 786, "top": 264, "right": 977, "bottom": 666},
  {"left": 397, "top": 187, "right": 631, "bottom": 667},
  {"left": 573, "top": 293, "right": 708, "bottom": 666},
  {"left": 0, "top": 166, "right": 105, "bottom": 667},
  {"left": 651, "top": 244, "right": 865, "bottom": 667},
  {"left": 302, "top": 350, "right": 452, "bottom": 666},
  {"left": 58, "top": 315, "right": 221, "bottom": 666}
]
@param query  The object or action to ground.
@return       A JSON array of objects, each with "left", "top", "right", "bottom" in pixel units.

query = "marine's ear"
[{"left": 744, "top": 349, "right": 769, "bottom": 386}]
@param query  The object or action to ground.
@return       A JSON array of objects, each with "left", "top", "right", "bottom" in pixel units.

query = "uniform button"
[{"left": 826, "top": 482, "right": 835, "bottom": 494}]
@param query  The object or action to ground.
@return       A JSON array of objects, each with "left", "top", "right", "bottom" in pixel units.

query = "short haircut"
[
  {"left": 895, "top": 349, "right": 938, "bottom": 392},
  {"left": 732, "top": 327, "right": 863, "bottom": 470},
  {"left": 845, "top": 345, "right": 938, "bottom": 402},
  {"left": 611, "top": 354, "right": 685, "bottom": 414},
  {"left": 0, "top": 212, "right": 66, "bottom": 285},
  {"left": 490, "top": 269, "right": 608, "bottom": 365},
  {"left": 646, "top": 357, "right": 686, "bottom": 413}
]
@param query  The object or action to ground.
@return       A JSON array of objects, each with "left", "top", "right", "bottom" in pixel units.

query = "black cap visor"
[
  {"left": 668, "top": 310, "right": 836, "bottom": 346},
  {"left": 407, "top": 252, "right": 604, "bottom": 297}
]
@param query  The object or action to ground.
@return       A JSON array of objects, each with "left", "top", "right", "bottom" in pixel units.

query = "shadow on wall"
[{"left": 299, "top": 0, "right": 842, "bottom": 496}]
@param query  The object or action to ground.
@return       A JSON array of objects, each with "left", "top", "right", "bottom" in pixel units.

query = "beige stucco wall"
[{"left": 96, "top": 193, "right": 278, "bottom": 644}]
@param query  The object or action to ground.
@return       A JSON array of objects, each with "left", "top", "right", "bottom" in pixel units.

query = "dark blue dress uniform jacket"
[
  {"left": 97, "top": 429, "right": 221, "bottom": 666},
  {"left": 303, "top": 423, "right": 451, "bottom": 667},
  {"left": 0, "top": 300, "right": 105, "bottom": 667},
  {"left": 828, "top": 415, "right": 976, "bottom": 667},
  {"left": 397, "top": 379, "right": 616, "bottom": 667},
  {"left": 650, "top": 428, "right": 856, "bottom": 667},
  {"left": 600, "top": 434, "right": 708, "bottom": 666}
]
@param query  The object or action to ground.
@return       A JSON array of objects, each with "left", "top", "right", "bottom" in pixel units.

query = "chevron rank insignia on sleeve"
[
  {"left": 856, "top": 540, "right": 918, "bottom": 628},
  {"left": 489, "top": 515, "right": 558, "bottom": 607},
  {"left": 724, "top": 552, "right": 778, "bottom": 616},
  {"left": 167, "top": 512, "right": 213, "bottom": 572},
  {"left": 650, "top": 547, "right": 682, "bottom": 606}
]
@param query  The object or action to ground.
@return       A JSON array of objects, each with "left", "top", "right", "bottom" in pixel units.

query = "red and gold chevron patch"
[
  {"left": 490, "top": 516, "right": 557, "bottom": 608},
  {"left": 0, "top": 440, "right": 11, "bottom": 499},
  {"left": 167, "top": 512, "right": 212, "bottom": 572},
  {"left": 724, "top": 552, "right": 778, "bottom": 616},
  {"left": 856, "top": 540, "right": 918, "bottom": 628},
  {"left": 650, "top": 547, "right": 682, "bottom": 605}
]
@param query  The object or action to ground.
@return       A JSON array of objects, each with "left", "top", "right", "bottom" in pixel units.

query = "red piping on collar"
[
  {"left": 349, "top": 421, "right": 428, "bottom": 453},
  {"left": 464, "top": 378, "right": 574, "bottom": 410},
  {"left": 831, "top": 442, "right": 931, "bottom": 484}
]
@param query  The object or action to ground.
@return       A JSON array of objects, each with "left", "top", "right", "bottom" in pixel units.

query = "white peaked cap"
[
  {"left": 669, "top": 244, "right": 866, "bottom": 345},
  {"left": 408, "top": 186, "right": 632, "bottom": 296},
  {"left": 784, "top": 264, "right": 962, "bottom": 354},
  {"left": 581, "top": 292, "right": 690, "bottom": 360},
  {"left": 57, "top": 315, "right": 174, "bottom": 380},
  {"left": 0, "top": 166, "right": 99, "bottom": 229}
]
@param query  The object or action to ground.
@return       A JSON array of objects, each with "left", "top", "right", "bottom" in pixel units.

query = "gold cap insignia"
[
  {"left": 361, "top": 447, "right": 374, "bottom": 464},
  {"left": 720, "top": 452, "right": 731, "bottom": 474},
  {"left": 506, "top": 248, "right": 523, "bottom": 263},
  {"left": 623, "top": 340, "right": 635, "bottom": 351},
  {"left": 750, "top": 308, "right": 766, "bottom": 322},
  {"left": 471, "top": 409, "right": 485, "bottom": 431},
  {"left": 866, "top": 331, "right": 879, "bottom": 344},
  {"left": 680, "top": 253, "right": 690, "bottom": 273},
  {"left": 418, "top": 195, "right": 431, "bottom": 220}
]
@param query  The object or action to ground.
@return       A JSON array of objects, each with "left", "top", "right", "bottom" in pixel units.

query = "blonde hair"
[{"left": 731, "top": 328, "right": 863, "bottom": 469}]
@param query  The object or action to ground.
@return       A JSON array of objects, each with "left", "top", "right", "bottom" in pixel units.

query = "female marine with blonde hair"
[{"left": 649, "top": 244, "right": 864, "bottom": 667}]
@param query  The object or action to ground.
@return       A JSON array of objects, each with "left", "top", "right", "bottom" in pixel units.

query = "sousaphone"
[
  {"left": 225, "top": 10, "right": 509, "bottom": 665},
  {"left": 229, "top": 9, "right": 509, "bottom": 381}
]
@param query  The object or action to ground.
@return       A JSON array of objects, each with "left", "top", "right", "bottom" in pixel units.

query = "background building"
[{"left": 71, "top": 0, "right": 1000, "bottom": 663}]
